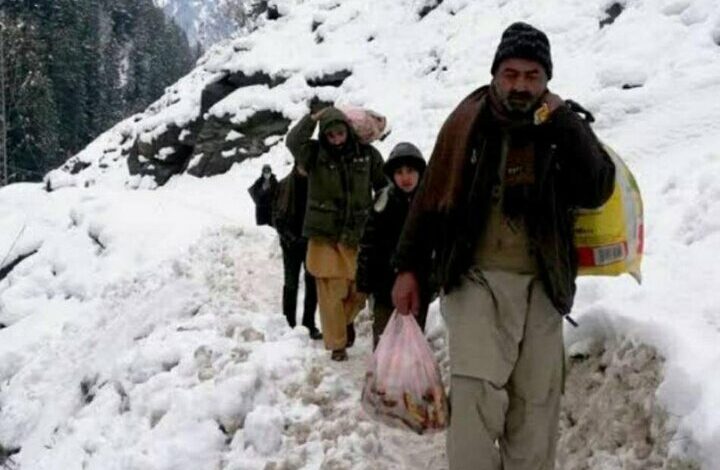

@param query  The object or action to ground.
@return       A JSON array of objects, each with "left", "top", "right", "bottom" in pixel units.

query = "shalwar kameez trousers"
[
  {"left": 443, "top": 269, "right": 563, "bottom": 470},
  {"left": 306, "top": 239, "right": 366, "bottom": 351}
]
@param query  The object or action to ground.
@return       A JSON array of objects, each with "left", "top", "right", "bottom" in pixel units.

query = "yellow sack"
[{"left": 575, "top": 145, "right": 643, "bottom": 283}]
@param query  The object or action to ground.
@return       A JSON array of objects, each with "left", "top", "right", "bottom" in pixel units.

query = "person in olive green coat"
[{"left": 286, "top": 106, "right": 386, "bottom": 361}]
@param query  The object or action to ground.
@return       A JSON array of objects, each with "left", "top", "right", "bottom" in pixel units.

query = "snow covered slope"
[
  {"left": 154, "top": 0, "right": 275, "bottom": 49},
  {"left": 155, "top": 0, "right": 237, "bottom": 48},
  {"left": 2, "top": 0, "right": 720, "bottom": 468}
]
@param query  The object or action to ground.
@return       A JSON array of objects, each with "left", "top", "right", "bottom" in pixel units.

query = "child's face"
[{"left": 393, "top": 165, "right": 420, "bottom": 193}]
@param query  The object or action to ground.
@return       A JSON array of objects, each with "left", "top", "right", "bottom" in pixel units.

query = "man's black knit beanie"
[{"left": 491, "top": 22, "right": 553, "bottom": 79}]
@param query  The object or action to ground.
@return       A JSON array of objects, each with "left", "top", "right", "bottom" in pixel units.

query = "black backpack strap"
[{"left": 565, "top": 99, "right": 595, "bottom": 123}]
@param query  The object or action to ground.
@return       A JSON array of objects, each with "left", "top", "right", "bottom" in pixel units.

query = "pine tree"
[
  {"left": 1, "top": 0, "right": 194, "bottom": 183},
  {"left": 3, "top": 17, "right": 60, "bottom": 181}
]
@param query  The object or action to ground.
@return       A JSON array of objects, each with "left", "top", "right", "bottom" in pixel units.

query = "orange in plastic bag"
[{"left": 360, "top": 311, "right": 449, "bottom": 434}]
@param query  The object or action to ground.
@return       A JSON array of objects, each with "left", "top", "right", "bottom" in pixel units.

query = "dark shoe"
[
  {"left": 308, "top": 328, "right": 323, "bottom": 340},
  {"left": 346, "top": 323, "right": 356, "bottom": 348},
  {"left": 331, "top": 349, "right": 348, "bottom": 361}
]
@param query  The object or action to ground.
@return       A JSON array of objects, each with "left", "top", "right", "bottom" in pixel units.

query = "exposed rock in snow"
[
  {"left": 0, "top": 443, "right": 21, "bottom": 466},
  {"left": 600, "top": 2, "right": 625, "bottom": 28},
  {"left": 54, "top": 66, "right": 357, "bottom": 186},
  {"left": 0, "top": 251, "right": 38, "bottom": 284},
  {"left": 306, "top": 70, "right": 352, "bottom": 88},
  {"left": 201, "top": 71, "right": 289, "bottom": 115},
  {"left": 127, "top": 123, "right": 198, "bottom": 185},
  {"left": 187, "top": 110, "right": 290, "bottom": 178},
  {"left": 417, "top": 0, "right": 445, "bottom": 20}
]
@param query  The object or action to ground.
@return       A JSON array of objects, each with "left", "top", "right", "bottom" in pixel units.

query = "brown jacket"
[{"left": 393, "top": 86, "right": 615, "bottom": 315}]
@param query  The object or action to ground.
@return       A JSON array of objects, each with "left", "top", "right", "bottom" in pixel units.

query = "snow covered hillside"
[
  {"left": 155, "top": 0, "right": 237, "bottom": 48},
  {"left": 2, "top": 0, "right": 720, "bottom": 468},
  {"left": 155, "top": 0, "right": 276, "bottom": 49}
]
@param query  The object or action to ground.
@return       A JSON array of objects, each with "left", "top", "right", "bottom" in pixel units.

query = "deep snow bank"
[{"left": 560, "top": 333, "right": 700, "bottom": 469}]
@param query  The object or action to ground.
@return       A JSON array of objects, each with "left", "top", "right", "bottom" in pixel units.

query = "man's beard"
[
  {"left": 327, "top": 141, "right": 349, "bottom": 156},
  {"left": 493, "top": 83, "right": 542, "bottom": 117},
  {"left": 505, "top": 91, "right": 538, "bottom": 114}
]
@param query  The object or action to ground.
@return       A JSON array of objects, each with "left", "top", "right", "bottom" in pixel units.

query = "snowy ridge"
[
  {"left": 155, "top": 0, "right": 238, "bottom": 48},
  {"left": 3, "top": 0, "right": 720, "bottom": 467}
]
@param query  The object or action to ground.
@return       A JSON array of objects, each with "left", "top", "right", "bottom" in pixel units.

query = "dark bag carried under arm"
[{"left": 271, "top": 174, "right": 294, "bottom": 230}]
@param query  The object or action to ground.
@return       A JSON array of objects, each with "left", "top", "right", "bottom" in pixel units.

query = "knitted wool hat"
[{"left": 491, "top": 22, "right": 553, "bottom": 79}]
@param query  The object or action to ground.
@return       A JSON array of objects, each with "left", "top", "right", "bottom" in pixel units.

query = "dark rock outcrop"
[
  {"left": 70, "top": 160, "right": 92, "bottom": 175},
  {"left": 187, "top": 110, "right": 290, "bottom": 178},
  {"left": 600, "top": 2, "right": 624, "bottom": 28},
  {"left": 116, "top": 68, "right": 351, "bottom": 185},
  {"left": 0, "top": 443, "right": 21, "bottom": 465},
  {"left": 201, "top": 71, "right": 287, "bottom": 115},
  {"left": 306, "top": 70, "right": 352, "bottom": 88},
  {"left": 80, "top": 375, "right": 99, "bottom": 405},
  {"left": 124, "top": 70, "right": 291, "bottom": 185},
  {"left": 622, "top": 83, "right": 643, "bottom": 90},
  {"left": 419, "top": 0, "right": 444, "bottom": 19},
  {"left": 267, "top": 5, "right": 281, "bottom": 20},
  {"left": 126, "top": 122, "right": 200, "bottom": 185},
  {"left": 0, "top": 250, "right": 38, "bottom": 283}
]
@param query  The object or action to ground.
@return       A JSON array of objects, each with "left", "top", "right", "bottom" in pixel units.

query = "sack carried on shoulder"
[
  {"left": 575, "top": 144, "right": 644, "bottom": 283},
  {"left": 337, "top": 106, "right": 389, "bottom": 144}
]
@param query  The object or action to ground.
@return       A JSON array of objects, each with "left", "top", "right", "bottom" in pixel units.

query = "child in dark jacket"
[{"left": 356, "top": 142, "right": 429, "bottom": 349}]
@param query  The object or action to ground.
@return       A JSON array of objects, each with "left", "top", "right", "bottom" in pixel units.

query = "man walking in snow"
[
  {"left": 392, "top": 22, "right": 615, "bottom": 469},
  {"left": 248, "top": 164, "right": 278, "bottom": 226},
  {"left": 286, "top": 106, "right": 386, "bottom": 361},
  {"left": 272, "top": 164, "right": 323, "bottom": 340}
]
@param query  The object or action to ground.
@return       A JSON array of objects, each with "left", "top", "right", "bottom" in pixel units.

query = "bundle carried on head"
[{"left": 337, "top": 106, "right": 390, "bottom": 144}]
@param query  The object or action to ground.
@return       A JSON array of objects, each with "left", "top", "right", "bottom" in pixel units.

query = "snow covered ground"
[{"left": 2, "top": 0, "right": 720, "bottom": 468}]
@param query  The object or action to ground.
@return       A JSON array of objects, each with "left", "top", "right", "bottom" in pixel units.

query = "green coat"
[{"left": 285, "top": 108, "right": 387, "bottom": 246}]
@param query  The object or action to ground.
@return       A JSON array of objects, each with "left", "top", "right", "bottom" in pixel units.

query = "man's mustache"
[{"left": 507, "top": 91, "right": 534, "bottom": 102}]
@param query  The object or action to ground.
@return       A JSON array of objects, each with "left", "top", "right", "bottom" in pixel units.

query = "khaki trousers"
[
  {"left": 315, "top": 278, "right": 366, "bottom": 350},
  {"left": 306, "top": 239, "right": 366, "bottom": 350},
  {"left": 442, "top": 269, "right": 564, "bottom": 470}
]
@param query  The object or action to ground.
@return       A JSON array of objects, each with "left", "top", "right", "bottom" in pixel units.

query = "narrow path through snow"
[{"left": 247, "top": 229, "right": 697, "bottom": 469}]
